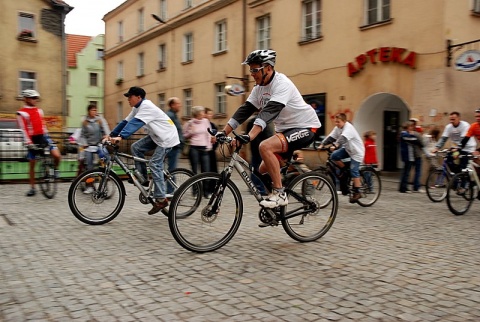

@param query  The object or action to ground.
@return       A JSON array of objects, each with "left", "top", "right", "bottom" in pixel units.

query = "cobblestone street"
[{"left": 1, "top": 175, "right": 479, "bottom": 321}]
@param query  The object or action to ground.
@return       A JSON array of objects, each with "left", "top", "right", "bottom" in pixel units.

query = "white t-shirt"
[
  {"left": 125, "top": 99, "right": 180, "bottom": 148},
  {"left": 247, "top": 72, "right": 321, "bottom": 132},
  {"left": 327, "top": 122, "right": 365, "bottom": 162},
  {"left": 441, "top": 121, "right": 476, "bottom": 152}
]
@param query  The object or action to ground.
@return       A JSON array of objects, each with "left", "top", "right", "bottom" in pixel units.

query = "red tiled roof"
[{"left": 67, "top": 34, "right": 93, "bottom": 68}]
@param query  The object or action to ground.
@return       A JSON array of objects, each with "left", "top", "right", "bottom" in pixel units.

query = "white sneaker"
[
  {"left": 84, "top": 186, "right": 94, "bottom": 194},
  {"left": 260, "top": 191, "right": 288, "bottom": 208}
]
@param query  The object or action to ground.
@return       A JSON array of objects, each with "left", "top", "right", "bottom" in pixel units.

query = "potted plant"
[
  {"left": 115, "top": 78, "right": 123, "bottom": 85},
  {"left": 18, "top": 29, "right": 33, "bottom": 38}
]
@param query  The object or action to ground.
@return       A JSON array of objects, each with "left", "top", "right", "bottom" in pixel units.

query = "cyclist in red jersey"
[
  {"left": 17, "top": 90, "right": 61, "bottom": 196},
  {"left": 459, "top": 109, "right": 480, "bottom": 165}
]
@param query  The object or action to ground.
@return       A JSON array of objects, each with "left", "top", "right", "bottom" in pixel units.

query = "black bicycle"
[
  {"left": 167, "top": 131, "right": 338, "bottom": 253},
  {"left": 68, "top": 141, "right": 194, "bottom": 225},
  {"left": 315, "top": 147, "right": 381, "bottom": 207},
  {"left": 425, "top": 149, "right": 458, "bottom": 202},
  {"left": 30, "top": 144, "right": 57, "bottom": 199}
]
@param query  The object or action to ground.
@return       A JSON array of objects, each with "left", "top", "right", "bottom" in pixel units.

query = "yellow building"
[
  {"left": 103, "top": 0, "right": 480, "bottom": 170},
  {"left": 0, "top": 0, "right": 72, "bottom": 131}
]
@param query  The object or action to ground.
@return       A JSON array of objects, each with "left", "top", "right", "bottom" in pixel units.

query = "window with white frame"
[
  {"left": 214, "top": 20, "right": 227, "bottom": 53},
  {"left": 302, "top": 0, "right": 322, "bottom": 41},
  {"left": 96, "top": 49, "right": 104, "bottom": 60},
  {"left": 184, "top": 88, "right": 193, "bottom": 116},
  {"left": 117, "top": 101, "right": 123, "bottom": 123},
  {"left": 215, "top": 83, "right": 226, "bottom": 114},
  {"left": 256, "top": 15, "right": 270, "bottom": 50},
  {"left": 18, "top": 12, "right": 35, "bottom": 38},
  {"left": 160, "top": 0, "right": 167, "bottom": 21},
  {"left": 183, "top": 33, "right": 194, "bottom": 62},
  {"left": 19, "top": 71, "right": 36, "bottom": 95},
  {"left": 158, "top": 44, "right": 167, "bottom": 69},
  {"left": 117, "top": 61, "right": 124, "bottom": 79},
  {"left": 365, "top": 0, "right": 390, "bottom": 25},
  {"left": 185, "top": 0, "right": 193, "bottom": 9},
  {"left": 474, "top": 0, "right": 480, "bottom": 13},
  {"left": 118, "top": 21, "right": 124, "bottom": 42},
  {"left": 137, "top": 52, "right": 145, "bottom": 76},
  {"left": 138, "top": 8, "right": 145, "bottom": 33},
  {"left": 158, "top": 93, "right": 166, "bottom": 111},
  {"left": 89, "top": 73, "right": 98, "bottom": 86}
]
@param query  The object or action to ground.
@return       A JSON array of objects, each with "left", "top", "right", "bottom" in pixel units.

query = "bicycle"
[
  {"left": 68, "top": 141, "right": 194, "bottom": 225},
  {"left": 425, "top": 149, "right": 458, "bottom": 202},
  {"left": 446, "top": 153, "right": 480, "bottom": 216},
  {"left": 315, "top": 147, "right": 381, "bottom": 207},
  {"left": 167, "top": 130, "right": 338, "bottom": 253},
  {"left": 30, "top": 143, "right": 57, "bottom": 199}
]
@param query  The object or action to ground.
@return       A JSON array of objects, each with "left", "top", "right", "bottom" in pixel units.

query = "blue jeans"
[
  {"left": 399, "top": 158, "right": 422, "bottom": 192},
  {"left": 188, "top": 146, "right": 210, "bottom": 175},
  {"left": 131, "top": 136, "right": 171, "bottom": 199},
  {"left": 331, "top": 147, "right": 360, "bottom": 178},
  {"left": 165, "top": 145, "right": 181, "bottom": 194}
]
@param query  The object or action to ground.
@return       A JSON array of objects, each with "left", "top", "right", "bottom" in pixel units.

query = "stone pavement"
[{"left": 0, "top": 170, "right": 480, "bottom": 321}]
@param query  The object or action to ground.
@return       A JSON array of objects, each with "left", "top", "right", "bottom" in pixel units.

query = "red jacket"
[
  {"left": 364, "top": 138, "right": 378, "bottom": 164},
  {"left": 17, "top": 106, "right": 47, "bottom": 143}
]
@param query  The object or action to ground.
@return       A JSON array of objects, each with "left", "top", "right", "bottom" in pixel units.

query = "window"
[
  {"left": 118, "top": 21, "right": 124, "bottom": 42},
  {"left": 18, "top": 13, "right": 35, "bottom": 38},
  {"left": 185, "top": 0, "right": 193, "bottom": 9},
  {"left": 138, "top": 8, "right": 145, "bottom": 33},
  {"left": 89, "top": 73, "right": 98, "bottom": 86},
  {"left": 256, "top": 15, "right": 270, "bottom": 49},
  {"left": 117, "top": 61, "right": 124, "bottom": 79},
  {"left": 302, "top": 0, "right": 322, "bottom": 41},
  {"left": 365, "top": 0, "right": 390, "bottom": 25},
  {"left": 89, "top": 101, "right": 98, "bottom": 107},
  {"left": 215, "top": 20, "right": 227, "bottom": 53},
  {"left": 215, "top": 83, "right": 226, "bottom": 114},
  {"left": 160, "top": 0, "right": 167, "bottom": 21},
  {"left": 137, "top": 52, "right": 145, "bottom": 77},
  {"left": 184, "top": 89, "right": 193, "bottom": 116},
  {"left": 19, "top": 71, "right": 36, "bottom": 95},
  {"left": 117, "top": 102, "right": 123, "bottom": 123},
  {"left": 158, "top": 93, "right": 166, "bottom": 111},
  {"left": 474, "top": 0, "right": 480, "bottom": 13},
  {"left": 183, "top": 33, "right": 194, "bottom": 62},
  {"left": 96, "top": 49, "right": 104, "bottom": 60},
  {"left": 158, "top": 44, "right": 167, "bottom": 69}
]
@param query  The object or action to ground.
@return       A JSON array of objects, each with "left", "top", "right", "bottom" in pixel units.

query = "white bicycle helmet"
[
  {"left": 22, "top": 89, "right": 40, "bottom": 98},
  {"left": 242, "top": 50, "right": 276, "bottom": 67}
]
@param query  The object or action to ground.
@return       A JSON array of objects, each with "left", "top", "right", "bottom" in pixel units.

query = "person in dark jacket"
[{"left": 399, "top": 121, "right": 424, "bottom": 193}]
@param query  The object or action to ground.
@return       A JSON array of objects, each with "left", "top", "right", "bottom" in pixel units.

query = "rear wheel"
[
  {"left": 426, "top": 169, "right": 449, "bottom": 202},
  {"left": 281, "top": 172, "right": 338, "bottom": 242},
  {"left": 356, "top": 168, "right": 381, "bottom": 207},
  {"left": 446, "top": 172, "right": 474, "bottom": 216}
]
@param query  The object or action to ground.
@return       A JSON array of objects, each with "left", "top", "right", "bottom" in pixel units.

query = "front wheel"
[
  {"left": 425, "top": 169, "right": 449, "bottom": 202},
  {"left": 446, "top": 172, "right": 474, "bottom": 216},
  {"left": 356, "top": 168, "right": 381, "bottom": 207},
  {"left": 168, "top": 172, "right": 243, "bottom": 253},
  {"left": 38, "top": 157, "right": 57, "bottom": 199},
  {"left": 282, "top": 172, "right": 338, "bottom": 242},
  {"left": 68, "top": 169, "right": 126, "bottom": 225}
]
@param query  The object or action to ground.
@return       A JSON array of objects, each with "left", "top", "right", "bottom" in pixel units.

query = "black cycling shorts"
[{"left": 275, "top": 128, "right": 316, "bottom": 160}]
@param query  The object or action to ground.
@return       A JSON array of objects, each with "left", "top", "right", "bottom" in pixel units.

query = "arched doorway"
[{"left": 354, "top": 93, "right": 410, "bottom": 171}]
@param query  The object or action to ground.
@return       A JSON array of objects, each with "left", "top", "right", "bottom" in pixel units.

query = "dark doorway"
[{"left": 383, "top": 111, "right": 400, "bottom": 171}]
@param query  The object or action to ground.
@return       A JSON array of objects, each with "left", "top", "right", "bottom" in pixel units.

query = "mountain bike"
[
  {"left": 68, "top": 141, "right": 194, "bottom": 225},
  {"left": 315, "top": 147, "right": 381, "bottom": 207},
  {"left": 30, "top": 143, "right": 57, "bottom": 199},
  {"left": 425, "top": 149, "right": 458, "bottom": 202},
  {"left": 167, "top": 131, "right": 338, "bottom": 253},
  {"left": 446, "top": 153, "right": 480, "bottom": 216}
]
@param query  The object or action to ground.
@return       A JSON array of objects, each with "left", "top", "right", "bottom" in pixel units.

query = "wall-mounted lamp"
[{"left": 151, "top": 14, "right": 166, "bottom": 24}]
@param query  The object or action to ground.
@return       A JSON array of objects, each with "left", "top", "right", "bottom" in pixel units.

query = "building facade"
[
  {"left": 66, "top": 34, "right": 105, "bottom": 132},
  {"left": 0, "top": 0, "right": 72, "bottom": 131},
  {"left": 103, "top": 0, "right": 480, "bottom": 170}
]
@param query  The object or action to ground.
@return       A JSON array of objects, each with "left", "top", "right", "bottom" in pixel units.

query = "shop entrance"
[{"left": 383, "top": 111, "right": 400, "bottom": 171}]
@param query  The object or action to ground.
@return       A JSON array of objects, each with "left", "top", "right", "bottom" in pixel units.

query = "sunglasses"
[
  {"left": 476, "top": 109, "right": 480, "bottom": 113},
  {"left": 249, "top": 66, "right": 265, "bottom": 73}
]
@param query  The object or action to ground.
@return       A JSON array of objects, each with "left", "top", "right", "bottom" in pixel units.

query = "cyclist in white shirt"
[
  {"left": 318, "top": 113, "right": 365, "bottom": 203},
  {"left": 215, "top": 50, "right": 321, "bottom": 214}
]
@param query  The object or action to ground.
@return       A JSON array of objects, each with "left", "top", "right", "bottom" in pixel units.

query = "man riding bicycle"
[{"left": 216, "top": 50, "right": 321, "bottom": 210}]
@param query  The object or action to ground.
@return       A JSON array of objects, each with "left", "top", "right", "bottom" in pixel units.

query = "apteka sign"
[
  {"left": 347, "top": 47, "right": 417, "bottom": 77},
  {"left": 455, "top": 50, "right": 480, "bottom": 72}
]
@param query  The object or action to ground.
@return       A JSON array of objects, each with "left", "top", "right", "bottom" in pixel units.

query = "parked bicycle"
[
  {"left": 315, "top": 147, "right": 381, "bottom": 207},
  {"left": 30, "top": 143, "right": 57, "bottom": 199},
  {"left": 167, "top": 130, "right": 338, "bottom": 253},
  {"left": 446, "top": 153, "right": 480, "bottom": 215},
  {"left": 425, "top": 149, "right": 457, "bottom": 202},
  {"left": 68, "top": 141, "right": 194, "bottom": 225}
]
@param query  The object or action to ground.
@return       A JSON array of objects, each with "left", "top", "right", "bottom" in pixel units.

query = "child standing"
[{"left": 363, "top": 130, "right": 378, "bottom": 192}]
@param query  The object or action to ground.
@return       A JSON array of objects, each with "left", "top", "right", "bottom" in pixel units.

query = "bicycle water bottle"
[{"left": 133, "top": 169, "right": 146, "bottom": 184}]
